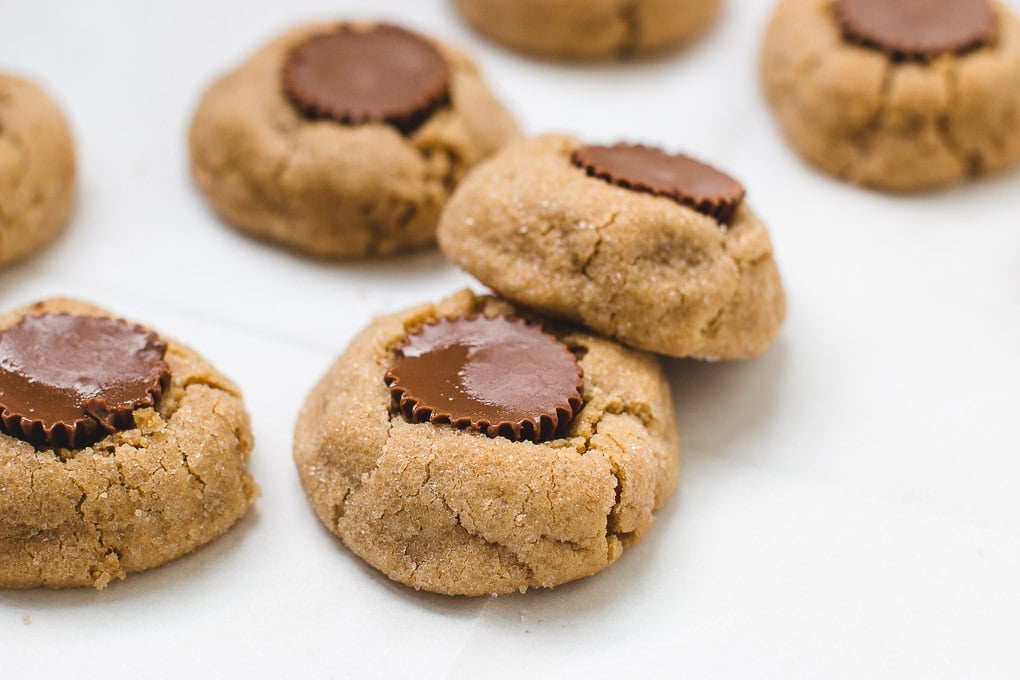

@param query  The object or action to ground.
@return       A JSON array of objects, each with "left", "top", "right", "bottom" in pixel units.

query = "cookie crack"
[
  {"left": 338, "top": 410, "right": 399, "bottom": 522},
  {"left": 440, "top": 494, "right": 537, "bottom": 584},
  {"left": 696, "top": 234, "right": 753, "bottom": 346},
  {"left": 616, "top": 0, "right": 641, "bottom": 57},
  {"left": 936, "top": 60, "right": 983, "bottom": 176},
  {"left": 418, "top": 143, "right": 461, "bottom": 196},
  {"left": 580, "top": 211, "right": 618, "bottom": 278},
  {"left": 181, "top": 372, "right": 240, "bottom": 397},
  {"left": 64, "top": 473, "right": 123, "bottom": 585},
  {"left": 180, "top": 445, "right": 208, "bottom": 493},
  {"left": 845, "top": 58, "right": 895, "bottom": 177}
]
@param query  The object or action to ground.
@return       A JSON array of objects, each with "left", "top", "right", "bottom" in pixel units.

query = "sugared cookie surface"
[
  {"left": 294, "top": 289, "right": 679, "bottom": 595},
  {"left": 0, "top": 72, "right": 75, "bottom": 267},
  {"left": 0, "top": 298, "right": 258, "bottom": 589},
  {"left": 437, "top": 135, "right": 786, "bottom": 360},
  {"left": 761, "top": 0, "right": 1020, "bottom": 191},
  {"left": 189, "top": 21, "right": 519, "bottom": 258},
  {"left": 453, "top": 0, "right": 721, "bottom": 60}
]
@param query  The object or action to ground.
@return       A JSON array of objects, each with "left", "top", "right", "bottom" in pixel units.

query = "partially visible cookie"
[
  {"left": 453, "top": 0, "right": 721, "bottom": 60},
  {"left": 761, "top": 0, "right": 1020, "bottom": 191},
  {"left": 0, "top": 298, "right": 258, "bottom": 589},
  {"left": 0, "top": 72, "right": 75, "bottom": 267},
  {"left": 189, "top": 21, "right": 519, "bottom": 258},
  {"left": 437, "top": 135, "right": 786, "bottom": 361},
  {"left": 294, "top": 289, "right": 680, "bottom": 595}
]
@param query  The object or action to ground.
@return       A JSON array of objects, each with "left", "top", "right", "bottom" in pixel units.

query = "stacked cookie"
[
  {"left": 294, "top": 133, "right": 787, "bottom": 594},
  {"left": 293, "top": 134, "right": 786, "bottom": 591}
]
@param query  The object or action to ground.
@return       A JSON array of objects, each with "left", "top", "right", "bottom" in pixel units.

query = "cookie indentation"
[
  {"left": 835, "top": 0, "right": 995, "bottom": 59},
  {"left": 572, "top": 144, "right": 745, "bottom": 225},
  {"left": 283, "top": 24, "right": 451, "bottom": 134},
  {"left": 0, "top": 314, "right": 171, "bottom": 449},
  {"left": 385, "top": 316, "right": 583, "bottom": 442}
]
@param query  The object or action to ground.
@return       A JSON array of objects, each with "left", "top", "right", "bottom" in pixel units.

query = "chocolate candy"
[
  {"left": 385, "top": 316, "right": 583, "bottom": 442},
  {"left": 0, "top": 314, "right": 170, "bottom": 449},
  {"left": 572, "top": 144, "right": 746, "bottom": 225},
  {"left": 283, "top": 24, "right": 451, "bottom": 134},
  {"left": 836, "top": 0, "right": 995, "bottom": 59}
]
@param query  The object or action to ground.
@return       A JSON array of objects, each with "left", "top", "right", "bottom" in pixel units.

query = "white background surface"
[{"left": 2, "top": 1, "right": 1020, "bottom": 677}]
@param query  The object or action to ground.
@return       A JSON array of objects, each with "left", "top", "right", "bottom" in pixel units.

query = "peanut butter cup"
[
  {"left": 835, "top": 0, "right": 995, "bottom": 59},
  {"left": 572, "top": 144, "right": 745, "bottom": 225},
  {"left": 283, "top": 24, "right": 451, "bottom": 134},
  {"left": 0, "top": 314, "right": 170, "bottom": 449},
  {"left": 385, "top": 315, "right": 583, "bottom": 443}
]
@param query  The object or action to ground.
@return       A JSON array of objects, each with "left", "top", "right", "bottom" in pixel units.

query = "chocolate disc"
[
  {"left": 385, "top": 316, "right": 584, "bottom": 443},
  {"left": 836, "top": 0, "right": 995, "bottom": 59},
  {"left": 572, "top": 144, "right": 746, "bottom": 225},
  {"left": 283, "top": 24, "right": 451, "bottom": 134},
  {"left": 0, "top": 314, "right": 171, "bottom": 449}
]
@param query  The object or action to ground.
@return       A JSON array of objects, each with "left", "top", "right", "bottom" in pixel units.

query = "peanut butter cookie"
[
  {"left": 453, "top": 0, "right": 721, "bottom": 60},
  {"left": 0, "top": 298, "right": 258, "bottom": 589},
  {"left": 761, "top": 0, "right": 1020, "bottom": 191},
  {"left": 189, "top": 22, "right": 519, "bottom": 258},
  {"left": 437, "top": 135, "right": 786, "bottom": 360},
  {"left": 293, "top": 290, "right": 679, "bottom": 595}
]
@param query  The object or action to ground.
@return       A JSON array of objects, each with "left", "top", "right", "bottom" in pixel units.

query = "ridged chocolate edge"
[
  {"left": 282, "top": 23, "right": 452, "bottom": 135},
  {"left": 571, "top": 145, "right": 746, "bottom": 226},
  {"left": 384, "top": 315, "right": 585, "bottom": 443},
  {"left": 834, "top": 0, "right": 997, "bottom": 60},
  {"left": 0, "top": 314, "right": 171, "bottom": 451}
]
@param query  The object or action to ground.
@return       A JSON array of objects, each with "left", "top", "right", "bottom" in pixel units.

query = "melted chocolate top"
[
  {"left": 0, "top": 314, "right": 170, "bottom": 449},
  {"left": 385, "top": 316, "right": 583, "bottom": 442},
  {"left": 283, "top": 24, "right": 451, "bottom": 134},
  {"left": 836, "top": 0, "right": 995, "bottom": 59},
  {"left": 573, "top": 144, "right": 746, "bottom": 225}
]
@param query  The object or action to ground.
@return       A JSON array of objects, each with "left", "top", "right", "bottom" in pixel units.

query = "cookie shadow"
[
  {"left": 305, "top": 507, "right": 486, "bottom": 619},
  {"left": 336, "top": 248, "right": 454, "bottom": 283},
  {"left": 0, "top": 260, "right": 45, "bottom": 296},
  {"left": 0, "top": 507, "right": 261, "bottom": 608},
  {"left": 664, "top": 338, "right": 790, "bottom": 465},
  {"left": 217, "top": 212, "right": 452, "bottom": 276}
]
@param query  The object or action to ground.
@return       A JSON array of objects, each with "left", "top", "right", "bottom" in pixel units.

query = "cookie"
[
  {"left": 453, "top": 0, "right": 722, "bottom": 60},
  {"left": 0, "top": 298, "right": 258, "bottom": 589},
  {"left": 0, "top": 72, "right": 75, "bottom": 267},
  {"left": 293, "top": 289, "right": 679, "bottom": 595},
  {"left": 189, "top": 22, "right": 519, "bottom": 258},
  {"left": 761, "top": 0, "right": 1020, "bottom": 191},
  {"left": 436, "top": 135, "right": 786, "bottom": 361}
]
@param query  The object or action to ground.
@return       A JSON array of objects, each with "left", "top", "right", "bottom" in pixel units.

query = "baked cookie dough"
[
  {"left": 437, "top": 135, "right": 786, "bottom": 360},
  {"left": 189, "top": 22, "right": 519, "bottom": 258},
  {"left": 761, "top": 0, "right": 1020, "bottom": 191},
  {"left": 453, "top": 0, "right": 722, "bottom": 60},
  {"left": 0, "top": 298, "right": 258, "bottom": 589},
  {"left": 0, "top": 72, "right": 75, "bottom": 267},
  {"left": 294, "top": 289, "right": 680, "bottom": 595}
]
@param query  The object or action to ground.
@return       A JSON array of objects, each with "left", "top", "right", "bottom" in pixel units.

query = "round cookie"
[
  {"left": 189, "top": 22, "right": 519, "bottom": 258},
  {"left": 453, "top": 0, "right": 722, "bottom": 60},
  {"left": 761, "top": 0, "right": 1020, "bottom": 191},
  {"left": 0, "top": 72, "right": 75, "bottom": 267},
  {"left": 293, "top": 289, "right": 680, "bottom": 595},
  {"left": 437, "top": 135, "right": 786, "bottom": 361},
  {"left": 0, "top": 298, "right": 258, "bottom": 589}
]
